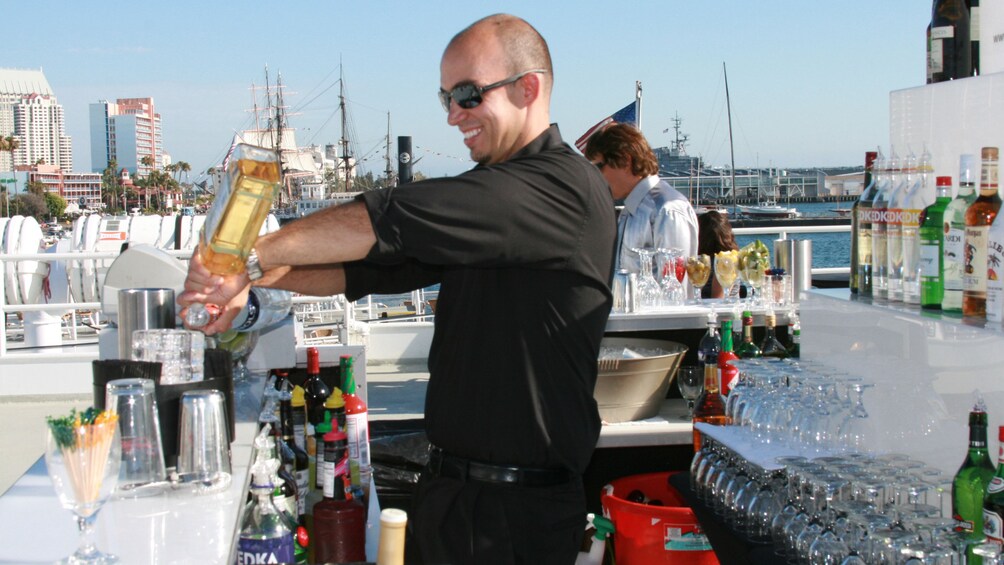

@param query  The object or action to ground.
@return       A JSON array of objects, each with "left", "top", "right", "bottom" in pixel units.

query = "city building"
[
  {"left": 89, "top": 97, "right": 163, "bottom": 176},
  {"left": 19, "top": 164, "right": 102, "bottom": 211},
  {"left": 0, "top": 68, "right": 73, "bottom": 171}
]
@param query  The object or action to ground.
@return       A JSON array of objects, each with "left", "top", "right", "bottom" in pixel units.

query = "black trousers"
[{"left": 406, "top": 470, "right": 587, "bottom": 565}]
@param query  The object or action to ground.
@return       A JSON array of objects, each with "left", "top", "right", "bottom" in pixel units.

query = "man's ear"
[{"left": 518, "top": 72, "right": 540, "bottom": 107}]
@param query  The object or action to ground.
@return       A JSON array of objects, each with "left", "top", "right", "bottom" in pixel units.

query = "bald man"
[{"left": 181, "top": 14, "right": 615, "bottom": 563}]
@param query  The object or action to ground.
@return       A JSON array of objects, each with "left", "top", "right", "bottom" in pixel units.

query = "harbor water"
[{"left": 734, "top": 202, "right": 850, "bottom": 269}]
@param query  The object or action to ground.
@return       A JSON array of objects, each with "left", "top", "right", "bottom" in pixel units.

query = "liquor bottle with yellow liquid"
[{"left": 200, "top": 143, "right": 282, "bottom": 276}]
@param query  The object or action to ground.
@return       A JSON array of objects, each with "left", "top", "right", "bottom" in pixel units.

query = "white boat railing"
[{"left": 0, "top": 222, "right": 849, "bottom": 357}]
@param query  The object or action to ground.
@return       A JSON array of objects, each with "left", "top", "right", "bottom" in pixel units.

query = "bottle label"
[
  {"left": 931, "top": 26, "right": 955, "bottom": 40},
  {"left": 237, "top": 535, "right": 296, "bottom": 565},
  {"left": 945, "top": 224, "right": 966, "bottom": 292},
  {"left": 988, "top": 235, "right": 1004, "bottom": 321},
  {"left": 295, "top": 470, "right": 309, "bottom": 516},
  {"left": 919, "top": 239, "right": 940, "bottom": 279},
  {"left": 965, "top": 226, "right": 991, "bottom": 296},
  {"left": 990, "top": 476, "right": 1004, "bottom": 495},
  {"left": 346, "top": 412, "right": 371, "bottom": 467},
  {"left": 985, "top": 508, "right": 1004, "bottom": 544}
]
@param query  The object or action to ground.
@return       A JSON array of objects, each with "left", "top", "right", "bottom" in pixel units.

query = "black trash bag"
[{"left": 370, "top": 431, "right": 430, "bottom": 499}]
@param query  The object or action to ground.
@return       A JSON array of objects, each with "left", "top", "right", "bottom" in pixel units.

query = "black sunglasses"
[{"left": 439, "top": 69, "right": 547, "bottom": 112}]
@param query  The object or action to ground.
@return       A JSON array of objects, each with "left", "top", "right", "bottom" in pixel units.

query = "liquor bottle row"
[
  {"left": 690, "top": 311, "right": 800, "bottom": 450},
  {"left": 235, "top": 348, "right": 380, "bottom": 565},
  {"left": 849, "top": 145, "right": 1004, "bottom": 321}
]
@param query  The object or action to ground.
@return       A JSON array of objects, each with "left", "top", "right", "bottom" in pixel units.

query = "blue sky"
[{"left": 5, "top": 1, "right": 929, "bottom": 181}]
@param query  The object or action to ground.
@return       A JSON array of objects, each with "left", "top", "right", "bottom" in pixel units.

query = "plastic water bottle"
[{"left": 185, "top": 287, "right": 292, "bottom": 333}]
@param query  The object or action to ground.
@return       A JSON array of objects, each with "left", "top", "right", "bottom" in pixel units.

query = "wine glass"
[
  {"left": 217, "top": 329, "right": 260, "bottom": 382},
  {"left": 686, "top": 254, "right": 712, "bottom": 305},
  {"left": 656, "top": 248, "right": 685, "bottom": 307},
  {"left": 676, "top": 366, "right": 703, "bottom": 420},
  {"left": 715, "top": 251, "right": 739, "bottom": 303},
  {"left": 631, "top": 248, "right": 663, "bottom": 311},
  {"left": 46, "top": 415, "right": 122, "bottom": 564}
]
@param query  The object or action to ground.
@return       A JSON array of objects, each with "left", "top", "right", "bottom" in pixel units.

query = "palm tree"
[{"left": 3, "top": 136, "right": 19, "bottom": 170}]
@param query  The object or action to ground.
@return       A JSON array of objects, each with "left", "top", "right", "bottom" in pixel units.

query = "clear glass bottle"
[
  {"left": 920, "top": 176, "right": 954, "bottom": 309},
  {"left": 199, "top": 143, "right": 281, "bottom": 276},
  {"left": 944, "top": 154, "right": 979, "bottom": 312},
  {"left": 885, "top": 147, "right": 909, "bottom": 302},
  {"left": 871, "top": 150, "right": 892, "bottom": 299},
  {"left": 692, "top": 349, "right": 729, "bottom": 452},
  {"left": 902, "top": 147, "right": 936, "bottom": 305},
  {"left": 237, "top": 432, "right": 296, "bottom": 565},
  {"left": 853, "top": 151, "right": 879, "bottom": 296},
  {"left": 758, "top": 313, "right": 789, "bottom": 359},
  {"left": 964, "top": 147, "right": 1001, "bottom": 318},
  {"left": 697, "top": 311, "right": 721, "bottom": 368}
]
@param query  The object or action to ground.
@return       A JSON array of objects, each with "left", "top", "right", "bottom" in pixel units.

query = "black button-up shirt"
[{"left": 345, "top": 125, "right": 615, "bottom": 474}]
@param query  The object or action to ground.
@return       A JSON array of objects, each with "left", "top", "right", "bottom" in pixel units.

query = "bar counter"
[{"left": 0, "top": 374, "right": 266, "bottom": 564}]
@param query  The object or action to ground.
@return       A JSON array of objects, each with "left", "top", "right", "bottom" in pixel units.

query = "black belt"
[{"left": 426, "top": 446, "right": 571, "bottom": 487}]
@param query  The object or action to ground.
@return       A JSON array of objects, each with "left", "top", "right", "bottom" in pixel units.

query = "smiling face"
[{"left": 440, "top": 33, "right": 535, "bottom": 166}]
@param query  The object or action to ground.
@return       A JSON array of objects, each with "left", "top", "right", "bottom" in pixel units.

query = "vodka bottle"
[
  {"left": 983, "top": 425, "right": 1004, "bottom": 547},
  {"left": 853, "top": 151, "right": 878, "bottom": 296},
  {"left": 199, "top": 143, "right": 281, "bottom": 276},
  {"left": 236, "top": 430, "right": 296, "bottom": 565},
  {"left": 903, "top": 147, "right": 936, "bottom": 305},
  {"left": 964, "top": 147, "right": 1001, "bottom": 318},
  {"left": 692, "top": 348, "right": 729, "bottom": 452},
  {"left": 871, "top": 150, "right": 892, "bottom": 299},
  {"left": 929, "top": 0, "right": 972, "bottom": 83},
  {"left": 920, "top": 176, "right": 954, "bottom": 309},
  {"left": 735, "top": 310, "right": 761, "bottom": 359},
  {"left": 944, "top": 154, "right": 979, "bottom": 312},
  {"left": 885, "top": 148, "right": 909, "bottom": 302},
  {"left": 954, "top": 397, "right": 994, "bottom": 558}
]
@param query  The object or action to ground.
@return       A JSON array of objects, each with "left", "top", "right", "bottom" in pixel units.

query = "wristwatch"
[{"left": 245, "top": 247, "right": 264, "bottom": 281}]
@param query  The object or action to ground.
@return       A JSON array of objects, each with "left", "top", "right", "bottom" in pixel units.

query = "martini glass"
[{"left": 46, "top": 419, "right": 122, "bottom": 564}]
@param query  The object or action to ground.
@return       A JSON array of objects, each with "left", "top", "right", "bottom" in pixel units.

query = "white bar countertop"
[{"left": 0, "top": 375, "right": 266, "bottom": 564}]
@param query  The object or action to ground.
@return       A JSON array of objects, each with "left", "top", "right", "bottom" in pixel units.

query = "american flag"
[{"left": 574, "top": 102, "right": 638, "bottom": 153}]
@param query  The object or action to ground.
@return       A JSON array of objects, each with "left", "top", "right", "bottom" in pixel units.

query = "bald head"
[{"left": 446, "top": 14, "right": 553, "bottom": 97}]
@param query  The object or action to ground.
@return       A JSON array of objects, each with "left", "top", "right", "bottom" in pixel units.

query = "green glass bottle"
[
  {"left": 954, "top": 398, "right": 995, "bottom": 558},
  {"left": 735, "top": 311, "right": 761, "bottom": 359},
  {"left": 920, "top": 176, "right": 954, "bottom": 309},
  {"left": 982, "top": 425, "right": 1004, "bottom": 550}
]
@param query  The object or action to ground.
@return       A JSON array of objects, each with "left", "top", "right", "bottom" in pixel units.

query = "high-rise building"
[
  {"left": 89, "top": 97, "right": 163, "bottom": 176},
  {"left": 0, "top": 68, "right": 73, "bottom": 171}
]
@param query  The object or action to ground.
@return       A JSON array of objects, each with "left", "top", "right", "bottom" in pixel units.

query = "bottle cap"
[
  {"left": 324, "top": 390, "right": 345, "bottom": 409},
  {"left": 323, "top": 429, "right": 347, "bottom": 443},
  {"left": 380, "top": 508, "right": 408, "bottom": 526},
  {"left": 307, "top": 347, "right": 320, "bottom": 374},
  {"left": 983, "top": 147, "right": 999, "bottom": 160},
  {"left": 936, "top": 176, "right": 952, "bottom": 187},
  {"left": 291, "top": 386, "right": 305, "bottom": 407},
  {"left": 999, "top": 425, "right": 1004, "bottom": 442}
]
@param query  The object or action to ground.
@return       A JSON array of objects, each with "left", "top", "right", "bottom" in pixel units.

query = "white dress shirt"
[{"left": 615, "top": 175, "right": 699, "bottom": 275}]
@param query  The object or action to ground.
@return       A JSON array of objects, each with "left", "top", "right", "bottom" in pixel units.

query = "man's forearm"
[
  {"left": 256, "top": 201, "right": 376, "bottom": 271},
  {"left": 257, "top": 264, "right": 347, "bottom": 297}
]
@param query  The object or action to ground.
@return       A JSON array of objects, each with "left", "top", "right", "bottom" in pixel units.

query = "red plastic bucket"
[{"left": 600, "top": 471, "right": 719, "bottom": 565}]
